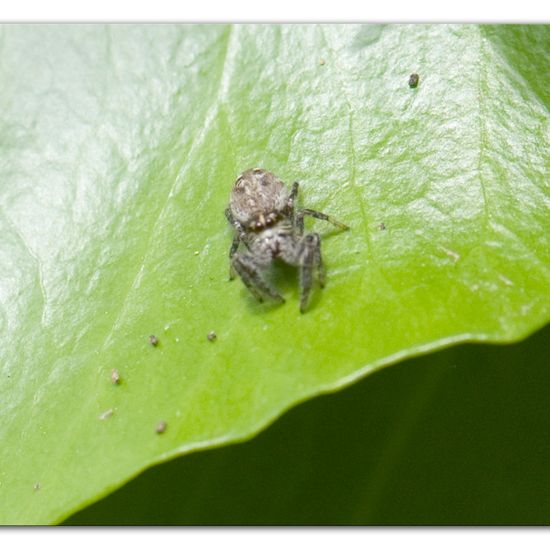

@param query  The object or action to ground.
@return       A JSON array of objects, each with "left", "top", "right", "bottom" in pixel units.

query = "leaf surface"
[{"left": 0, "top": 24, "right": 548, "bottom": 524}]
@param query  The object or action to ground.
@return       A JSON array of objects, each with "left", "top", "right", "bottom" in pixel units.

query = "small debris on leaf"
[
  {"left": 149, "top": 334, "right": 159, "bottom": 347},
  {"left": 156, "top": 421, "right": 167, "bottom": 434},
  {"left": 498, "top": 274, "right": 514, "bottom": 287},
  {"left": 207, "top": 331, "right": 217, "bottom": 342},
  {"left": 408, "top": 73, "right": 419, "bottom": 88},
  {"left": 378, "top": 222, "right": 386, "bottom": 231},
  {"left": 319, "top": 58, "right": 326, "bottom": 66},
  {"left": 111, "top": 369, "right": 120, "bottom": 385},
  {"left": 99, "top": 408, "right": 114, "bottom": 421},
  {"left": 439, "top": 246, "right": 460, "bottom": 262},
  {"left": 33, "top": 482, "right": 41, "bottom": 492}
]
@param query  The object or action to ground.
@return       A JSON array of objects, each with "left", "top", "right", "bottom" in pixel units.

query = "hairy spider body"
[{"left": 226, "top": 168, "right": 348, "bottom": 313}]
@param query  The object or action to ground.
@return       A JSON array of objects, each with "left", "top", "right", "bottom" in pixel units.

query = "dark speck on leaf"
[
  {"left": 409, "top": 73, "right": 419, "bottom": 88},
  {"left": 149, "top": 335, "right": 159, "bottom": 347},
  {"left": 156, "top": 421, "right": 167, "bottom": 434}
]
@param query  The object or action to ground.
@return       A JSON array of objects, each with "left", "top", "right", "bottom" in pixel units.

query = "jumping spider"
[{"left": 225, "top": 168, "right": 349, "bottom": 313}]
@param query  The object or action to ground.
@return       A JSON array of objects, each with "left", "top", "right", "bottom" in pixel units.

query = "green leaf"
[
  {"left": 0, "top": 24, "right": 548, "bottom": 524},
  {"left": 65, "top": 322, "right": 550, "bottom": 525}
]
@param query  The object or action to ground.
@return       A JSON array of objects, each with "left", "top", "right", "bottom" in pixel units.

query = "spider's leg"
[
  {"left": 225, "top": 207, "right": 234, "bottom": 224},
  {"left": 226, "top": 207, "right": 248, "bottom": 280},
  {"left": 286, "top": 181, "right": 299, "bottom": 224},
  {"left": 231, "top": 252, "right": 285, "bottom": 304},
  {"left": 228, "top": 233, "right": 240, "bottom": 280},
  {"left": 295, "top": 207, "right": 349, "bottom": 235},
  {"left": 289, "top": 181, "right": 299, "bottom": 201},
  {"left": 297, "top": 232, "right": 322, "bottom": 313}
]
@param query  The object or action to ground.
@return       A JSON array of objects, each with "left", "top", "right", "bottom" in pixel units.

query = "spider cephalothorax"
[{"left": 225, "top": 168, "right": 349, "bottom": 313}]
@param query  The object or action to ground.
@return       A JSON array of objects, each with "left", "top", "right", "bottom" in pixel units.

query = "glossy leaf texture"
[{"left": 0, "top": 24, "right": 548, "bottom": 524}]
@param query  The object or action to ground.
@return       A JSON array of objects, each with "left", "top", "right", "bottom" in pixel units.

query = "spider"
[{"left": 225, "top": 168, "right": 349, "bottom": 313}]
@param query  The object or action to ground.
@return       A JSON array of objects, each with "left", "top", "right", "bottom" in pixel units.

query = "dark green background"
[{"left": 66, "top": 322, "right": 550, "bottom": 525}]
